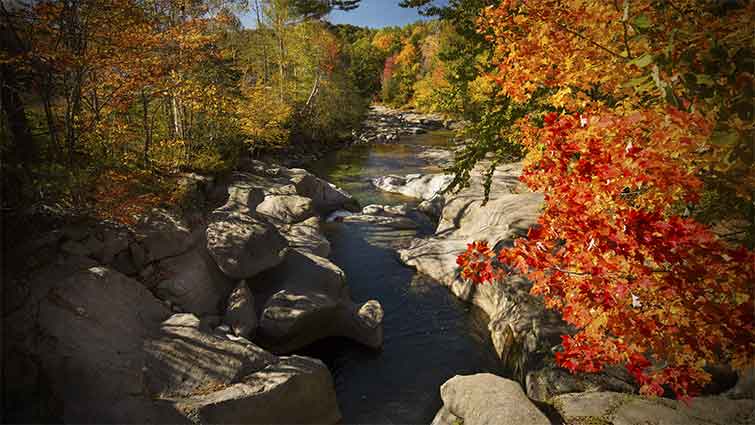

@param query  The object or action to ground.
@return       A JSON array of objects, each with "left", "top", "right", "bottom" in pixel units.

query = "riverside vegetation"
[{"left": 2, "top": 0, "right": 753, "bottom": 424}]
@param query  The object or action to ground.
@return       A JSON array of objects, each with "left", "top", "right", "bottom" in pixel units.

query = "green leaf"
[
  {"left": 623, "top": 75, "right": 650, "bottom": 88},
  {"left": 710, "top": 131, "right": 739, "bottom": 146},
  {"left": 696, "top": 74, "right": 715, "bottom": 86},
  {"left": 633, "top": 14, "right": 652, "bottom": 30},
  {"left": 629, "top": 53, "right": 653, "bottom": 68}
]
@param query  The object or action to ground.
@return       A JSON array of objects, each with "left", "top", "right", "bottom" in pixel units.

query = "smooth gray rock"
[
  {"left": 35, "top": 267, "right": 179, "bottom": 423},
  {"left": 431, "top": 406, "right": 463, "bottom": 425},
  {"left": 206, "top": 209, "right": 288, "bottom": 280},
  {"left": 276, "top": 216, "right": 331, "bottom": 257},
  {"left": 155, "top": 247, "right": 234, "bottom": 316},
  {"left": 226, "top": 180, "right": 266, "bottom": 210},
  {"left": 256, "top": 194, "right": 316, "bottom": 224},
  {"left": 439, "top": 374, "right": 550, "bottom": 425},
  {"left": 256, "top": 250, "right": 383, "bottom": 353},
  {"left": 144, "top": 313, "right": 275, "bottom": 398},
  {"left": 134, "top": 209, "right": 193, "bottom": 263},
  {"left": 289, "top": 172, "right": 359, "bottom": 213},
  {"left": 372, "top": 173, "right": 453, "bottom": 201},
  {"left": 553, "top": 391, "right": 755, "bottom": 425},
  {"left": 343, "top": 214, "right": 419, "bottom": 229},
  {"left": 362, "top": 204, "right": 409, "bottom": 217},
  {"left": 224, "top": 281, "right": 258, "bottom": 338},
  {"left": 398, "top": 190, "right": 569, "bottom": 375},
  {"left": 177, "top": 355, "right": 341, "bottom": 424},
  {"left": 418, "top": 195, "right": 445, "bottom": 220}
]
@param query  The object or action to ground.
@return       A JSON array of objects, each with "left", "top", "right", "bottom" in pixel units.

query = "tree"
[
  {"left": 457, "top": 0, "right": 754, "bottom": 400},
  {"left": 293, "top": 0, "right": 360, "bottom": 19}
]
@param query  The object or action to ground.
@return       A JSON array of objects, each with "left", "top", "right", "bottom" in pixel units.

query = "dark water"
[{"left": 301, "top": 132, "right": 503, "bottom": 424}]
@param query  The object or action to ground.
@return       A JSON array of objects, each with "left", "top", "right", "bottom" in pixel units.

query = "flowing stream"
[{"left": 300, "top": 132, "right": 503, "bottom": 424}]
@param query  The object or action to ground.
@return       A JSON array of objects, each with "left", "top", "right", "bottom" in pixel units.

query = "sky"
[{"left": 240, "top": 0, "right": 446, "bottom": 29}]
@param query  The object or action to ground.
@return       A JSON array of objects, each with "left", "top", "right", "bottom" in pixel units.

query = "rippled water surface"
[{"left": 301, "top": 132, "right": 503, "bottom": 424}]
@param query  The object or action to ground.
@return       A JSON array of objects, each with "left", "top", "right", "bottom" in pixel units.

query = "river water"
[{"left": 301, "top": 131, "right": 503, "bottom": 424}]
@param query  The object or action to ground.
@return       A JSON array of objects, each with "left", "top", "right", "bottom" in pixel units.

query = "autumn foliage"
[{"left": 457, "top": 0, "right": 754, "bottom": 400}]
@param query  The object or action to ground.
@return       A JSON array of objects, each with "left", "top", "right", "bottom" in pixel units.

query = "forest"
[{"left": 2, "top": 0, "right": 754, "bottom": 419}]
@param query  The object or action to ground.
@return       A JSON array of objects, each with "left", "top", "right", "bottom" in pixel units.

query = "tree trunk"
[
  {"left": 64, "top": 72, "right": 83, "bottom": 165},
  {"left": 303, "top": 72, "right": 321, "bottom": 114},
  {"left": 171, "top": 95, "right": 184, "bottom": 140},
  {"left": 42, "top": 91, "right": 59, "bottom": 157},
  {"left": 277, "top": 32, "right": 285, "bottom": 100}
]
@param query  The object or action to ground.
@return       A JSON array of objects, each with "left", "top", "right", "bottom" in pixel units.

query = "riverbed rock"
[
  {"left": 226, "top": 179, "right": 266, "bottom": 210},
  {"left": 436, "top": 373, "right": 550, "bottom": 425},
  {"left": 398, "top": 165, "right": 571, "bottom": 376},
  {"left": 372, "top": 173, "right": 453, "bottom": 200},
  {"left": 154, "top": 246, "right": 234, "bottom": 316},
  {"left": 256, "top": 194, "right": 316, "bottom": 224},
  {"left": 552, "top": 391, "right": 755, "bottom": 425},
  {"left": 289, "top": 171, "right": 360, "bottom": 213},
  {"left": 431, "top": 406, "right": 463, "bottom": 425},
  {"left": 144, "top": 313, "right": 276, "bottom": 398},
  {"left": 33, "top": 267, "right": 180, "bottom": 423},
  {"left": 343, "top": 214, "right": 419, "bottom": 229},
  {"left": 146, "top": 314, "right": 341, "bottom": 424},
  {"left": 176, "top": 355, "right": 341, "bottom": 424},
  {"left": 223, "top": 282, "right": 258, "bottom": 338},
  {"left": 725, "top": 368, "right": 755, "bottom": 399},
  {"left": 362, "top": 203, "right": 409, "bottom": 216},
  {"left": 255, "top": 249, "right": 384, "bottom": 353},
  {"left": 206, "top": 208, "right": 288, "bottom": 280},
  {"left": 526, "top": 364, "right": 636, "bottom": 402},
  {"left": 134, "top": 208, "right": 194, "bottom": 263},
  {"left": 418, "top": 194, "right": 445, "bottom": 219},
  {"left": 276, "top": 216, "right": 331, "bottom": 257}
]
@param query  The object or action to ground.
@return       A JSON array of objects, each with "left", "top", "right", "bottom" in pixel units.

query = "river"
[{"left": 300, "top": 131, "right": 503, "bottom": 424}]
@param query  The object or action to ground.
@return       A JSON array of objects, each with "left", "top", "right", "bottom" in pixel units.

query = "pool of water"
[
  {"left": 301, "top": 132, "right": 503, "bottom": 424},
  {"left": 307, "top": 130, "right": 452, "bottom": 207}
]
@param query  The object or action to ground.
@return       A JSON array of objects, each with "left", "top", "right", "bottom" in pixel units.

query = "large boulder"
[
  {"left": 255, "top": 250, "right": 383, "bottom": 353},
  {"left": 206, "top": 208, "right": 288, "bottom": 280},
  {"left": 372, "top": 173, "right": 453, "bottom": 201},
  {"left": 226, "top": 179, "right": 266, "bottom": 210},
  {"left": 256, "top": 194, "right": 316, "bottom": 224},
  {"left": 276, "top": 216, "right": 331, "bottom": 257},
  {"left": 145, "top": 313, "right": 342, "bottom": 424},
  {"left": 134, "top": 208, "right": 194, "bottom": 264},
  {"left": 144, "top": 313, "right": 275, "bottom": 398},
  {"left": 176, "top": 355, "right": 341, "bottom": 424},
  {"left": 33, "top": 267, "right": 183, "bottom": 423},
  {"left": 436, "top": 374, "right": 550, "bottom": 425},
  {"left": 552, "top": 391, "right": 755, "bottom": 425},
  {"left": 154, "top": 246, "right": 234, "bottom": 316},
  {"left": 288, "top": 171, "right": 359, "bottom": 213}
]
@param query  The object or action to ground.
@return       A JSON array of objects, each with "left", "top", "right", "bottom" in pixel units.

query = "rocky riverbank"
[
  {"left": 3, "top": 161, "right": 386, "bottom": 423},
  {"left": 370, "top": 147, "right": 755, "bottom": 424}
]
